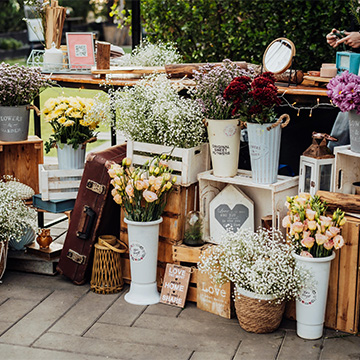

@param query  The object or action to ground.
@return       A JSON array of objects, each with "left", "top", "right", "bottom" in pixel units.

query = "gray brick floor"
[{"left": 1, "top": 214, "right": 359, "bottom": 360}]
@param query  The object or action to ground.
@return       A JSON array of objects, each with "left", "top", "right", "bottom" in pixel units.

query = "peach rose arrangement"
[
  {"left": 108, "top": 155, "right": 176, "bottom": 222},
  {"left": 283, "top": 193, "right": 346, "bottom": 258}
]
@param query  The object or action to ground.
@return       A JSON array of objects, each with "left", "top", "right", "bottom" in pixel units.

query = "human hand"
[
  {"left": 326, "top": 28, "right": 341, "bottom": 48},
  {"left": 336, "top": 31, "right": 360, "bottom": 48}
]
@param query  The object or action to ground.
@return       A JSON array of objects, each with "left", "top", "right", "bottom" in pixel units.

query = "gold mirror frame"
[{"left": 263, "top": 37, "right": 296, "bottom": 74}]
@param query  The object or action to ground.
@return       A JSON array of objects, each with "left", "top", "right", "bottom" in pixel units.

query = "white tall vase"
[
  {"left": 57, "top": 143, "right": 86, "bottom": 170},
  {"left": 294, "top": 252, "right": 335, "bottom": 340},
  {"left": 206, "top": 118, "right": 241, "bottom": 177},
  {"left": 348, "top": 109, "right": 360, "bottom": 153},
  {"left": 124, "top": 217, "right": 163, "bottom": 305}
]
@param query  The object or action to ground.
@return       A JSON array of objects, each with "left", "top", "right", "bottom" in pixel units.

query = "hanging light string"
[{"left": 278, "top": 91, "right": 337, "bottom": 117}]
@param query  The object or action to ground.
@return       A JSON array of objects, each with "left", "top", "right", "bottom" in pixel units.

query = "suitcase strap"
[
  {"left": 67, "top": 249, "right": 86, "bottom": 265},
  {"left": 76, "top": 205, "right": 96, "bottom": 240}
]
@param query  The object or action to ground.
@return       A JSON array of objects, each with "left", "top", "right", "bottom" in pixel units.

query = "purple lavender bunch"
[
  {"left": 0, "top": 63, "right": 52, "bottom": 107},
  {"left": 327, "top": 71, "right": 360, "bottom": 113},
  {"left": 191, "top": 59, "right": 254, "bottom": 119}
]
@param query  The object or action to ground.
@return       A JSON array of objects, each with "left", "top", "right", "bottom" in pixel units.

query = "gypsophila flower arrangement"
[
  {"left": 191, "top": 59, "right": 255, "bottom": 120},
  {"left": 327, "top": 71, "right": 360, "bottom": 113},
  {"left": 111, "top": 40, "right": 183, "bottom": 67},
  {"left": 0, "top": 176, "right": 37, "bottom": 243},
  {"left": 103, "top": 73, "right": 206, "bottom": 148},
  {"left": 283, "top": 193, "right": 346, "bottom": 258},
  {"left": 42, "top": 96, "right": 100, "bottom": 153},
  {"left": 198, "top": 227, "right": 310, "bottom": 303},
  {"left": 223, "top": 72, "right": 281, "bottom": 124},
  {"left": 0, "top": 63, "right": 51, "bottom": 106},
  {"left": 108, "top": 155, "right": 177, "bottom": 222}
]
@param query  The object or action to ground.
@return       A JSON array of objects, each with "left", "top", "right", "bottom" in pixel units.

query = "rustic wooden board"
[
  {"left": 91, "top": 66, "right": 165, "bottom": 75},
  {"left": 303, "top": 75, "right": 331, "bottom": 83},
  {"left": 317, "top": 191, "right": 360, "bottom": 213}
]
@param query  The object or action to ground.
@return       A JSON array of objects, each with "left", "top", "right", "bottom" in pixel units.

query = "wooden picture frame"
[{"left": 66, "top": 32, "right": 95, "bottom": 69}]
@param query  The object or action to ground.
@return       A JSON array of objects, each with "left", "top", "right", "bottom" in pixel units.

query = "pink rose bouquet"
[
  {"left": 108, "top": 155, "right": 176, "bottom": 222},
  {"left": 283, "top": 193, "right": 346, "bottom": 258}
]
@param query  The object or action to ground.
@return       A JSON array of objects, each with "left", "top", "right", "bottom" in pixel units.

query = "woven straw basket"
[
  {"left": 234, "top": 289, "right": 285, "bottom": 334},
  {"left": 90, "top": 235, "right": 127, "bottom": 295}
]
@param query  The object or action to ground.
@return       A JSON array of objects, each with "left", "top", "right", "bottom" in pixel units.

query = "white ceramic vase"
[
  {"left": 124, "top": 217, "right": 163, "bottom": 305},
  {"left": 294, "top": 252, "right": 335, "bottom": 340},
  {"left": 348, "top": 109, "right": 360, "bottom": 153},
  {"left": 57, "top": 143, "right": 86, "bottom": 170},
  {"left": 206, "top": 118, "right": 241, "bottom": 177}
]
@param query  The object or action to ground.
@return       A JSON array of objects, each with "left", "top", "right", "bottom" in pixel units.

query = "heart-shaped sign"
[{"left": 214, "top": 204, "right": 249, "bottom": 232}]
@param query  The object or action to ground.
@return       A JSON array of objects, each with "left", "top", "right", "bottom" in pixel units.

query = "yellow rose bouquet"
[
  {"left": 108, "top": 155, "right": 177, "bottom": 222},
  {"left": 282, "top": 193, "right": 346, "bottom": 258},
  {"left": 42, "top": 96, "right": 100, "bottom": 153}
]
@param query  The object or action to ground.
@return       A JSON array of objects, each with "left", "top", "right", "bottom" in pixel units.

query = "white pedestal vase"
[
  {"left": 294, "top": 252, "right": 335, "bottom": 340},
  {"left": 247, "top": 114, "right": 290, "bottom": 184},
  {"left": 205, "top": 118, "right": 241, "bottom": 177},
  {"left": 124, "top": 217, "right": 163, "bottom": 305},
  {"left": 57, "top": 143, "right": 86, "bottom": 170},
  {"left": 348, "top": 109, "right": 360, "bottom": 153}
]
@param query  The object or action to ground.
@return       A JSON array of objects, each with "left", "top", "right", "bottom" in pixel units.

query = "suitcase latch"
[
  {"left": 86, "top": 180, "right": 106, "bottom": 195},
  {"left": 67, "top": 249, "right": 86, "bottom": 265}
]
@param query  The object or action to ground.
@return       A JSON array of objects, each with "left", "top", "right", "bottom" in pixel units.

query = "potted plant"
[
  {"left": 0, "top": 63, "right": 51, "bottom": 142},
  {"left": 0, "top": 176, "right": 38, "bottom": 279},
  {"left": 42, "top": 96, "right": 100, "bottom": 169},
  {"left": 191, "top": 59, "right": 254, "bottom": 177},
  {"left": 223, "top": 72, "right": 290, "bottom": 183},
  {"left": 108, "top": 154, "right": 176, "bottom": 305},
  {"left": 93, "top": 73, "right": 209, "bottom": 186},
  {"left": 198, "top": 227, "right": 310, "bottom": 334},
  {"left": 327, "top": 71, "right": 360, "bottom": 153},
  {"left": 282, "top": 192, "right": 346, "bottom": 339}
]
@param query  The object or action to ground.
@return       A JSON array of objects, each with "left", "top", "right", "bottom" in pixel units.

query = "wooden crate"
[
  {"left": 333, "top": 145, "right": 360, "bottom": 194},
  {"left": 198, "top": 169, "right": 299, "bottom": 242},
  {"left": 285, "top": 215, "right": 360, "bottom": 334},
  {"left": 126, "top": 140, "right": 210, "bottom": 187},
  {"left": 38, "top": 164, "right": 83, "bottom": 201},
  {"left": 120, "top": 183, "right": 198, "bottom": 244},
  {"left": 0, "top": 135, "right": 43, "bottom": 193}
]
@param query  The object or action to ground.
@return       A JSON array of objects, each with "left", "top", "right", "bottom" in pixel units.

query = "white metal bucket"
[
  {"left": 294, "top": 252, "right": 335, "bottom": 340},
  {"left": 206, "top": 118, "right": 241, "bottom": 177},
  {"left": 247, "top": 123, "right": 281, "bottom": 184},
  {"left": 0, "top": 105, "right": 30, "bottom": 142},
  {"left": 348, "top": 109, "right": 360, "bottom": 153},
  {"left": 57, "top": 144, "right": 86, "bottom": 170},
  {"left": 124, "top": 217, "right": 163, "bottom": 305}
]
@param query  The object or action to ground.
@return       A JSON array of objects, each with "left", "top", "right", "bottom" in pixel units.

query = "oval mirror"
[{"left": 263, "top": 38, "right": 296, "bottom": 74}]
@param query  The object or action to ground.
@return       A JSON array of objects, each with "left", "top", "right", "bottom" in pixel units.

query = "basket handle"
[
  {"left": 266, "top": 114, "right": 290, "bottom": 131},
  {"left": 99, "top": 238, "right": 128, "bottom": 253}
]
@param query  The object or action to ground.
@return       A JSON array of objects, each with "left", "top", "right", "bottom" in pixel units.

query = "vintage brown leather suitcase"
[{"left": 57, "top": 144, "right": 126, "bottom": 284}]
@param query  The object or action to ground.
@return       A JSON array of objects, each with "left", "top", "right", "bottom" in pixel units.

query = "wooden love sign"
[{"left": 160, "top": 264, "right": 191, "bottom": 308}]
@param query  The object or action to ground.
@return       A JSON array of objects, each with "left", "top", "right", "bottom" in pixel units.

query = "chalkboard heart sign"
[{"left": 214, "top": 204, "right": 249, "bottom": 232}]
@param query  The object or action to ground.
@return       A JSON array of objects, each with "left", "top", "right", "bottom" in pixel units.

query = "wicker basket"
[
  {"left": 0, "top": 239, "right": 9, "bottom": 280},
  {"left": 234, "top": 288, "right": 285, "bottom": 334},
  {"left": 90, "top": 235, "right": 128, "bottom": 295}
]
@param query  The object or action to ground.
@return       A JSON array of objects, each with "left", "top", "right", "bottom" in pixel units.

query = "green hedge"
[{"left": 141, "top": 0, "right": 351, "bottom": 71}]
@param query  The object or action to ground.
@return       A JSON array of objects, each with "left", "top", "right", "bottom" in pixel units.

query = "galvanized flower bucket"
[
  {"left": 247, "top": 114, "right": 290, "bottom": 184},
  {"left": 0, "top": 105, "right": 32, "bottom": 142}
]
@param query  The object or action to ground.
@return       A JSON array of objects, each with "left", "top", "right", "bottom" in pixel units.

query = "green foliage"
[
  {"left": 140, "top": 0, "right": 351, "bottom": 71},
  {"left": 0, "top": 0, "right": 26, "bottom": 33},
  {"left": 0, "top": 37, "right": 23, "bottom": 50}
]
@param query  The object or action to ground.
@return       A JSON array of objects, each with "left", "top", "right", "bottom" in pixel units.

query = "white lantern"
[{"left": 298, "top": 133, "right": 336, "bottom": 196}]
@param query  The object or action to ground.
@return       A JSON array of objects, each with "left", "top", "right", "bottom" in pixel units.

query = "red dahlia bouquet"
[{"left": 223, "top": 72, "right": 281, "bottom": 124}]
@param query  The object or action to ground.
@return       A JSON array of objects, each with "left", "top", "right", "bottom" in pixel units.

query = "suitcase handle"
[{"left": 76, "top": 205, "right": 96, "bottom": 240}]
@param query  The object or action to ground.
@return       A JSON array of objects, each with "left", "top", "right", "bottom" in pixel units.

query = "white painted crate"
[
  {"left": 198, "top": 169, "right": 299, "bottom": 242},
  {"left": 333, "top": 145, "right": 360, "bottom": 194},
  {"left": 38, "top": 164, "right": 83, "bottom": 201},
  {"left": 126, "top": 141, "right": 210, "bottom": 187}
]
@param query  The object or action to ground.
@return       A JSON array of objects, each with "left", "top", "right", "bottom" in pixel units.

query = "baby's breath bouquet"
[
  {"left": 199, "top": 228, "right": 310, "bottom": 303},
  {"left": 0, "top": 176, "right": 37, "bottom": 243},
  {"left": 42, "top": 96, "right": 100, "bottom": 153},
  {"left": 108, "top": 155, "right": 177, "bottom": 222},
  {"left": 111, "top": 40, "right": 183, "bottom": 67},
  {"left": 97, "top": 73, "right": 206, "bottom": 148}
]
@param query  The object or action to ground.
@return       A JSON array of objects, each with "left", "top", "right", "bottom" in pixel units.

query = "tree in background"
[
  {"left": 0, "top": 0, "right": 26, "bottom": 33},
  {"left": 140, "top": 0, "right": 350, "bottom": 71}
]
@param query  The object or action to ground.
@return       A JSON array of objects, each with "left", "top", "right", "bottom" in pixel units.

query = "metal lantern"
[{"left": 298, "top": 133, "right": 337, "bottom": 196}]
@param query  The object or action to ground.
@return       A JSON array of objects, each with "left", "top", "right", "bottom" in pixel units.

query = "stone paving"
[{"left": 1, "top": 215, "right": 359, "bottom": 360}]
